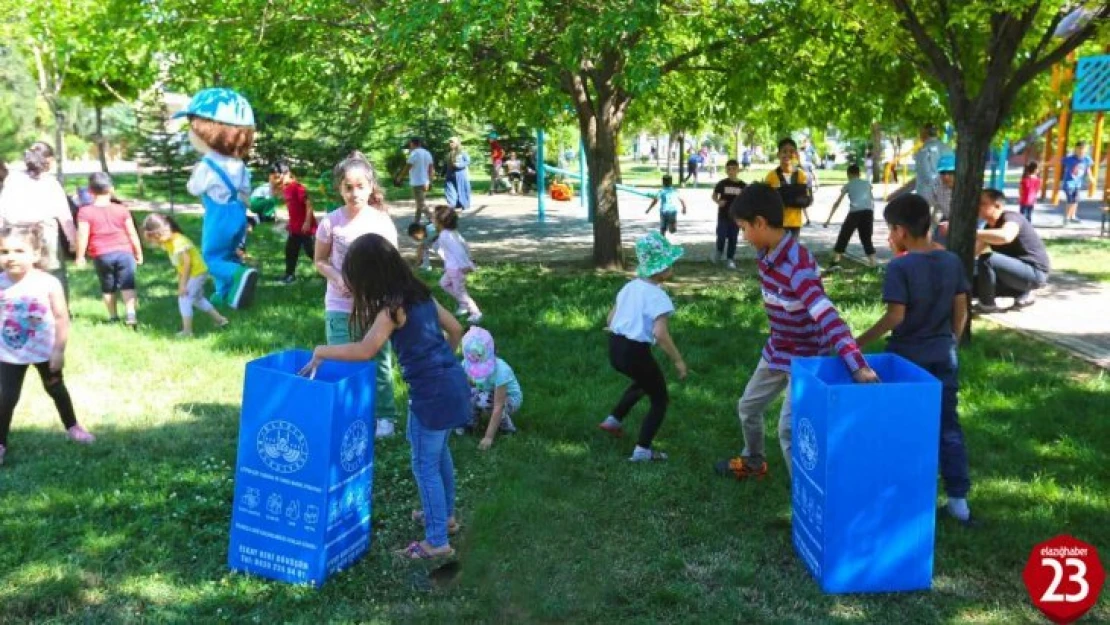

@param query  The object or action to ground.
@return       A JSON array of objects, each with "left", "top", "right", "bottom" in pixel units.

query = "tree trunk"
[
  {"left": 53, "top": 106, "right": 66, "bottom": 184},
  {"left": 734, "top": 124, "right": 743, "bottom": 161},
  {"left": 948, "top": 119, "right": 998, "bottom": 345},
  {"left": 665, "top": 134, "right": 673, "bottom": 175},
  {"left": 95, "top": 105, "right": 109, "bottom": 173},
  {"left": 870, "top": 122, "right": 884, "bottom": 184},
  {"left": 579, "top": 111, "right": 624, "bottom": 268}
]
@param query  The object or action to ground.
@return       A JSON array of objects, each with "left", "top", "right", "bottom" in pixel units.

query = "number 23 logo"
[{"left": 1040, "top": 557, "right": 1089, "bottom": 603}]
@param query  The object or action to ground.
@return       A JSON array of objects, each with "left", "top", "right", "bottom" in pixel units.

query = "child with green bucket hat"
[{"left": 598, "top": 232, "right": 688, "bottom": 462}]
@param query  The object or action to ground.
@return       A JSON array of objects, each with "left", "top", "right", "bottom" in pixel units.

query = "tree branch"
[
  {"left": 889, "top": 0, "right": 967, "bottom": 112},
  {"left": 659, "top": 23, "right": 777, "bottom": 76},
  {"left": 938, "top": 0, "right": 963, "bottom": 73},
  {"left": 1006, "top": 4, "right": 1110, "bottom": 102}
]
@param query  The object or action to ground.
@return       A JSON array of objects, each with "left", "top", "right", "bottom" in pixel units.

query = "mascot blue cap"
[{"left": 172, "top": 88, "right": 255, "bottom": 127}]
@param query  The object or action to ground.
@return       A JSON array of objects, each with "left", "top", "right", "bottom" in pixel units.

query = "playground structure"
[{"left": 534, "top": 129, "right": 657, "bottom": 224}]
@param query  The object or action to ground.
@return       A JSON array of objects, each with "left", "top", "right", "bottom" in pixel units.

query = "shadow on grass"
[{"left": 5, "top": 258, "right": 1109, "bottom": 622}]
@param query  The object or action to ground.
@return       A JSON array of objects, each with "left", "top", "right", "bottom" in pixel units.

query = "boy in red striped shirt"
[{"left": 716, "top": 183, "right": 878, "bottom": 481}]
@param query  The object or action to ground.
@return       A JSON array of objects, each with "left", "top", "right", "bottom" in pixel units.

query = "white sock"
[
  {"left": 601, "top": 416, "right": 621, "bottom": 428},
  {"left": 947, "top": 498, "right": 970, "bottom": 521}
]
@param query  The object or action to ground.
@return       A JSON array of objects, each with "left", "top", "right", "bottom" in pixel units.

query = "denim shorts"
[
  {"left": 1063, "top": 184, "right": 1080, "bottom": 204},
  {"left": 93, "top": 251, "right": 136, "bottom": 293}
]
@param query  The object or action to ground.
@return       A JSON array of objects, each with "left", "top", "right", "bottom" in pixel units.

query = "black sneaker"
[
  {"left": 280, "top": 275, "right": 296, "bottom": 285},
  {"left": 974, "top": 303, "right": 1003, "bottom": 314}
]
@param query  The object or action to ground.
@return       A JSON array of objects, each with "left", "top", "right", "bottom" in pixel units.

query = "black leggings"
[
  {"left": 834, "top": 210, "right": 876, "bottom": 255},
  {"left": 0, "top": 362, "right": 79, "bottom": 446},
  {"left": 284, "top": 234, "right": 315, "bottom": 277},
  {"left": 608, "top": 334, "right": 668, "bottom": 449}
]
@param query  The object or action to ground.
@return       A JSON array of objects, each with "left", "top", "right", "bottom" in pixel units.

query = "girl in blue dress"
[{"left": 300, "top": 233, "right": 470, "bottom": 560}]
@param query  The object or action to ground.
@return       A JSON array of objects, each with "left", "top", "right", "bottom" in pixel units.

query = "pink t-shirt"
[
  {"left": 316, "top": 206, "right": 399, "bottom": 313},
  {"left": 1019, "top": 175, "right": 1041, "bottom": 206},
  {"left": 0, "top": 270, "right": 59, "bottom": 364}
]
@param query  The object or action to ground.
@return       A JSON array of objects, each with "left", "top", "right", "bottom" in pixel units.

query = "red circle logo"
[{"left": 1023, "top": 535, "right": 1105, "bottom": 624}]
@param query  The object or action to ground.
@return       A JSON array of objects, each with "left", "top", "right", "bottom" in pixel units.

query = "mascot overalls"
[{"left": 173, "top": 88, "right": 259, "bottom": 309}]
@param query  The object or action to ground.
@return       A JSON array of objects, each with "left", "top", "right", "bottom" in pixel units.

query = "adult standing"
[
  {"left": 443, "top": 137, "right": 472, "bottom": 210},
  {"left": 974, "top": 188, "right": 1050, "bottom": 313},
  {"left": 1060, "top": 141, "right": 1093, "bottom": 225},
  {"left": 0, "top": 142, "right": 77, "bottom": 300},
  {"left": 399, "top": 137, "right": 435, "bottom": 223}
]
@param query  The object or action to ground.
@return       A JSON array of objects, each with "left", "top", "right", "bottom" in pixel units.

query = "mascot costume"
[{"left": 173, "top": 88, "right": 259, "bottom": 309}]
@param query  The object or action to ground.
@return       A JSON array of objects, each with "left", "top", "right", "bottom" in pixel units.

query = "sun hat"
[
  {"left": 635, "top": 232, "right": 684, "bottom": 279},
  {"left": 461, "top": 327, "right": 496, "bottom": 384},
  {"left": 171, "top": 88, "right": 255, "bottom": 127},
  {"left": 937, "top": 153, "right": 956, "bottom": 174}
]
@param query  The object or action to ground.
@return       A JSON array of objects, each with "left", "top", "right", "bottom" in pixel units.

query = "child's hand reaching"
[
  {"left": 675, "top": 360, "right": 688, "bottom": 380},
  {"left": 852, "top": 367, "right": 880, "bottom": 383},
  {"left": 479, "top": 437, "right": 494, "bottom": 451},
  {"left": 298, "top": 352, "right": 323, "bottom": 379}
]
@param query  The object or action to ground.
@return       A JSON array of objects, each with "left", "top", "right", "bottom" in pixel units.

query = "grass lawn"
[
  {"left": 2, "top": 216, "right": 1108, "bottom": 623},
  {"left": 1044, "top": 238, "right": 1110, "bottom": 284}
]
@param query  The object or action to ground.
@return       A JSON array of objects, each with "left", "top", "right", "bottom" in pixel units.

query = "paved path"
[{"left": 133, "top": 178, "right": 1110, "bottom": 369}]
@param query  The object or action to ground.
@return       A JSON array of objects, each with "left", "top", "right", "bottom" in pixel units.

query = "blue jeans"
[
  {"left": 407, "top": 411, "right": 456, "bottom": 548},
  {"left": 976, "top": 253, "right": 1047, "bottom": 305},
  {"left": 715, "top": 217, "right": 739, "bottom": 259},
  {"left": 914, "top": 351, "right": 970, "bottom": 499}
]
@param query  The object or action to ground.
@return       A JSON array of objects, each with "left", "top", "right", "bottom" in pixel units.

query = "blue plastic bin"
[
  {"left": 790, "top": 353, "right": 942, "bottom": 594},
  {"left": 228, "top": 350, "right": 375, "bottom": 586}
]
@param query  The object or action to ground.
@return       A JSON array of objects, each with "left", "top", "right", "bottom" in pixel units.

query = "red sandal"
[{"left": 393, "top": 541, "right": 456, "bottom": 561}]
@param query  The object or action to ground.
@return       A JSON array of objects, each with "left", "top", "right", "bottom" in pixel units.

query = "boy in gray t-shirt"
[{"left": 824, "top": 164, "right": 876, "bottom": 268}]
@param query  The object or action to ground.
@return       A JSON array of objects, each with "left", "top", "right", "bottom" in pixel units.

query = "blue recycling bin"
[
  {"left": 228, "top": 350, "right": 375, "bottom": 586},
  {"left": 790, "top": 354, "right": 942, "bottom": 594}
]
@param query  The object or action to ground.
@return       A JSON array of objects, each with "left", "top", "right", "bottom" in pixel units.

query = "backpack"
[{"left": 775, "top": 168, "right": 813, "bottom": 209}]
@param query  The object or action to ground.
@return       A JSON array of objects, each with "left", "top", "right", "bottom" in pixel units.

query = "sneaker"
[
  {"left": 714, "top": 456, "right": 768, "bottom": 480},
  {"left": 1069, "top": 217, "right": 1082, "bottom": 224},
  {"left": 280, "top": 275, "right": 296, "bottom": 285},
  {"left": 66, "top": 425, "right": 96, "bottom": 444},
  {"left": 230, "top": 267, "right": 260, "bottom": 310},
  {"left": 974, "top": 303, "right": 1004, "bottom": 314},
  {"left": 419, "top": 263, "right": 433, "bottom": 272},
  {"left": 467, "top": 313, "right": 483, "bottom": 325},
  {"left": 455, "top": 307, "right": 468, "bottom": 316},
  {"left": 597, "top": 416, "right": 623, "bottom": 437},
  {"left": 499, "top": 415, "right": 517, "bottom": 434},
  {"left": 629, "top": 448, "right": 668, "bottom": 462},
  {"left": 1013, "top": 294, "right": 1036, "bottom": 309},
  {"left": 726, "top": 260, "right": 737, "bottom": 270},
  {"left": 375, "top": 419, "right": 396, "bottom": 438}
]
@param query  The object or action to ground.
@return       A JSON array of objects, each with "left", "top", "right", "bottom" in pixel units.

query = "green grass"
[
  {"left": 1044, "top": 238, "right": 1110, "bottom": 284},
  {"left": 2, "top": 217, "right": 1109, "bottom": 623}
]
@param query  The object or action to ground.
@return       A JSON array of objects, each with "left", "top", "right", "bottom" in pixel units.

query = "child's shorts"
[
  {"left": 93, "top": 251, "right": 136, "bottom": 293},
  {"left": 1063, "top": 184, "right": 1080, "bottom": 204},
  {"left": 660, "top": 212, "right": 677, "bottom": 232}
]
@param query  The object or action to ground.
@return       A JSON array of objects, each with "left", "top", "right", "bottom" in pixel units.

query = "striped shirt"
[{"left": 757, "top": 234, "right": 866, "bottom": 373}]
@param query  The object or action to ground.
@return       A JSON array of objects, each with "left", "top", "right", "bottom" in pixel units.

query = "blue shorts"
[
  {"left": 93, "top": 251, "right": 136, "bottom": 293},
  {"left": 1063, "top": 184, "right": 1080, "bottom": 204}
]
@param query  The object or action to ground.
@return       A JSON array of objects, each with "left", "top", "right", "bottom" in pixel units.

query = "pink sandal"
[{"left": 393, "top": 541, "right": 456, "bottom": 561}]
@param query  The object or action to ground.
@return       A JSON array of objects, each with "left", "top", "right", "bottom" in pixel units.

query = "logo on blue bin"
[
  {"left": 798, "top": 418, "right": 818, "bottom": 472},
  {"left": 340, "top": 420, "right": 370, "bottom": 472},
  {"left": 257, "top": 420, "right": 309, "bottom": 473}
]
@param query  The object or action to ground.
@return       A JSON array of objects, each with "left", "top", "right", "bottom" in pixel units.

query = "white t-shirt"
[
  {"left": 316, "top": 206, "right": 399, "bottom": 313},
  {"left": 186, "top": 152, "right": 251, "bottom": 204},
  {"left": 407, "top": 148, "right": 435, "bottom": 187},
  {"left": 609, "top": 279, "right": 674, "bottom": 344},
  {"left": 0, "top": 171, "right": 76, "bottom": 271}
]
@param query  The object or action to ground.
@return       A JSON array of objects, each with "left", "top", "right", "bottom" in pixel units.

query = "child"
[
  {"left": 926, "top": 154, "right": 956, "bottom": 245},
  {"left": 505, "top": 152, "right": 523, "bottom": 195},
  {"left": 0, "top": 224, "right": 95, "bottom": 465},
  {"left": 248, "top": 182, "right": 276, "bottom": 224},
  {"left": 407, "top": 221, "right": 438, "bottom": 272},
  {"left": 598, "top": 232, "right": 687, "bottom": 462},
  {"left": 314, "top": 152, "right": 400, "bottom": 437},
  {"left": 712, "top": 160, "right": 747, "bottom": 268},
  {"left": 460, "top": 327, "right": 523, "bottom": 450},
  {"left": 272, "top": 162, "right": 317, "bottom": 285},
  {"left": 75, "top": 172, "right": 144, "bottom": 326},
  {"left": 1018, "top": 161, "right": 1041, "bottom": 223},
  {"left": 766, "top": 138, "right": 811, "bottom": 237},
  {"left": 854, "top": 194, "right": 973, "bottom": 526},
  {"left": 716, "top": 184, "right": 877, "bottom": 481},
  {"left": 644, "top": 175, "right": 687, "bottom": 237},
  {"left": 823, "top": 164, "right": 877, "bottom": 268},
  {"left": 300, "top": 232, "right": 469, "bottom": 560},
  {"left": 432, "top": 205, "right": 482, "bottom": 324},
  {"left": 141, "top": 214, "right": 229, "bottom": 337}
]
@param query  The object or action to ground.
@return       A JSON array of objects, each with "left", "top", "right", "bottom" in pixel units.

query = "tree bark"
[
  {"left": 870, "top": 122, "right": 884, "bottom": 184},
  {"left": 578, "top": 107, "right": 624, "bottom": 268},
  {"left": 95, "top": 105, "right": 109, "bottom": 173},
  {"left": 53, "top": 105, "right": 66, "bottom": 185}
]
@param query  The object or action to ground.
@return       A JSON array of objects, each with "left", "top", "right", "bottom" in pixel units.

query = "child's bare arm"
[
  {"left": 652, "top": 315, "right": 687, "bottom": 378},
  {"left": 644, "top": 198, "right": 658, "bottom": 214},
  {"left": 824, "top": 191, "right": 847, "bottom": 227},
  {"left": 124, "top": 216, "right": 143, "bottom": 263},
  {"left": 855, "top": 302, "right": 905, "bottom": 349},
  {"left": 436, "top": 300, "right": 464, "bottom": 350},
  {"left": 75, "top": 222, "right": 90, "bottom": 264},
  {"left": 48, "top": 280, "right": 69, "bottom": 371},
  {"left": 479, "top": 385, "right": 509, "bottom": 450},
  {"left": 952, "top": 293, "right": 969, "bottom": 341}
]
